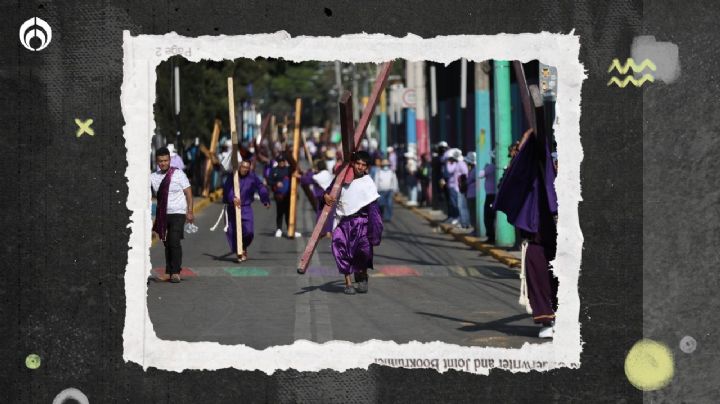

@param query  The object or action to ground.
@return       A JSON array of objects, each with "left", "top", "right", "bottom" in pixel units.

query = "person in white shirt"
[
  {"left": 374, "top": 159, "right": 399, "bottom": 222},
  {"left": 151, "top": 147, "right": 194, "bottom": 283}
]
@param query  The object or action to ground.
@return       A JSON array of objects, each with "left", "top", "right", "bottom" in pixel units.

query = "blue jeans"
[
  {"left": 448, "top": 187, "right": 459, "bottom": 220},
  {"left": 379, "top": 190, "right": 394, "bottom": 221},
  {"left": 457, "top": 193, "right": 470, "bottom": 227}
]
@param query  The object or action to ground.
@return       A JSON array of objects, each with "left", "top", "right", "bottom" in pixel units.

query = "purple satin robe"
[
  {"left": 494, "top": 132, "right": 559, "bottom": 323},
  {"left": 223, "top": 172, "right": 271, "bottom": 252},
  {"left": 331, "top": 201, "right": 383, "bottom": 275}
]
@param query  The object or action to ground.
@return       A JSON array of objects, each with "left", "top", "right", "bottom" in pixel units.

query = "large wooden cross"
[
  {"left": 287, "top": 98, "right": 303, "bottom": 238},
  {"left": 512, "top": 61, "right": 549, "bottom": 178},
  {"left": 285, "top": 98, "right": 317, "bottom": 215},
  {"left": 227, "top": 77, "right": 243, "bottom": 256},
  {"left": 254, "top": 114, "right": 272, "bottom": 164},
  {"left": 296, "top": 61, "right": 393, "bottom": 274},
  {"left": 201, "top": 119, "right": 222, "bottom": 197}
]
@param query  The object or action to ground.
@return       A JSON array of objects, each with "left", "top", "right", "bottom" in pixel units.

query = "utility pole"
[{"left": 493, "top": 60, "right": 515, "bottom": 248}]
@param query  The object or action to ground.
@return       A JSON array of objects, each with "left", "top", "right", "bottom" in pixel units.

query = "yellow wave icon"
[
  {"left": 607, "top": 74, "right": 655, "bottom": 88},
  {"left": 607, "top": 58, "right": 657, "bottom": 74}
]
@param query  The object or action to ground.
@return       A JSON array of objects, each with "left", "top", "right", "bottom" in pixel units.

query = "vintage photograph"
[{"left": 145, "top": 56, "right": 561, "bottom": 349}]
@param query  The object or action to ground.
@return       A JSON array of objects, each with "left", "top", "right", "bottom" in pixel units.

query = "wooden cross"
[
  {"left": 286, "top": 98, "right": 317, "bottom": 216},
  {"left": 512, "top": 61, "right": 549, "bottom": 173},
  {"left": 287, "top": 98, "right": 303, "bottom": 238},
  {"left": 253, "top": 114, "right": 272, "bottom": 164},
  {"left": 296, "top": 61, "right": 393, "bottom": 274},
  {"left": 227, "top": 77, "right": 243, "bottom": 256},
  {"left": 201, "top": 119, "right": 221, "bottom": 198}
]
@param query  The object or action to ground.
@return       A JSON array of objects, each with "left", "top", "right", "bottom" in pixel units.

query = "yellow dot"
[
  {"left": 25, "top": 354, "right": 41, "bottom": 370},
  {"left": 625, "top": 339, "right": 674, "bottom": 391}
]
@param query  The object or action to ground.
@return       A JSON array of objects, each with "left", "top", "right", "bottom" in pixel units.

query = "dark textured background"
[{"left": 0, "top": 0, "right": 703, "bottom": 402}]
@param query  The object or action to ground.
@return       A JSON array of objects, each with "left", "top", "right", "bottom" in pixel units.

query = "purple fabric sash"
[{"left": 152, "top": 167, "right": 176, "bottom": 241}]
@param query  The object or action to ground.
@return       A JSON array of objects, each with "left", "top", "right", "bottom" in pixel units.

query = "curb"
[{"left": 394, "top": 195, "right": 521, "bottom": 271}]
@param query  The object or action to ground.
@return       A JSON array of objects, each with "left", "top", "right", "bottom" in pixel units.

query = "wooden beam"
[
  {"left": 201, "top": 119, "right": 221, "bottom": 197},
  {"left": 227, "top": 77, "right": 243, "bottom": 256},
  {"left": 339, "top": 91, "right": 354, "bottom": 162},
  {"left": 288, "top": 98, "right": 302, "bottom": 238}
]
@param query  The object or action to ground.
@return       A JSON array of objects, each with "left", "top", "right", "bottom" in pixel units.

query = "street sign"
[
  {"left": 539, "top": 63, "right": 558, "bottom": 101},
  {"left": 401, "top": 88, "right": 416, "bottom": 108}
]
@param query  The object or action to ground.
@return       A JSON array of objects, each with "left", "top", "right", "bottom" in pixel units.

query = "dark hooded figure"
[{"left": 494, "top": 123, "right": 559, "bottom": 339}]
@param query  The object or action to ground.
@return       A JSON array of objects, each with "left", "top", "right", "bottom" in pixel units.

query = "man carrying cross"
[
  {"left": 221, "top": 159, "right": 271, "bottom": 262},
  {"left": 494, "top": 62, "right": 559, "bottom": 339},
  {"left": 323, "top": 150, "right": 383, "bottom": 294},
  {"left": 296, "top": 62, "right": 393, "bottom": 293}
]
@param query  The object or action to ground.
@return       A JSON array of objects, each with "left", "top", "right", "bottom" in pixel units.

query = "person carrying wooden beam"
[
  {"left": 323, "top": 150, "right": 383, "bottom": 294},
  {"left": 221, "top": 159, "right": 271, "bottom": 262}
]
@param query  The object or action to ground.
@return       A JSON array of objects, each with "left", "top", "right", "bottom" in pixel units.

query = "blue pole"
[{"left": 474, "top": 62, "right": 492, "bottom": 237}]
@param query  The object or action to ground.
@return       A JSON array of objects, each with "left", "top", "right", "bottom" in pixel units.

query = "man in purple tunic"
[
  {"left": 323, "top": 151, "right": 383, "bottom": 295},
  {"left": 222, "top": 160, "right": 271, "bottom": 263},
  {"left": 494, "top": 128, "right": 559, "bottom": 338}
]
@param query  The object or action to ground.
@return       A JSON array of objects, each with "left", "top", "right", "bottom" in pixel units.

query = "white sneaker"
[
  {"left": 538, "top": 326, "right": 554, "bottom": 338},
  {"left": 451, "top": 219, "right": 459, "bottom": 225},
  {"left": 294, "top": 232, "right": 302, "bottom": 238},
  {"left": 275, "top": 229, "right": 282, "bottom": 238}
]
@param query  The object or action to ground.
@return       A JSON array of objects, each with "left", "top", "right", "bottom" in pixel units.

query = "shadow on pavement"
[
  {"left": 415, "top": 311, "right": 539, "bottom": 338},
  {"left": 295, "top": 280, "right": 347, "bottom": 295}
]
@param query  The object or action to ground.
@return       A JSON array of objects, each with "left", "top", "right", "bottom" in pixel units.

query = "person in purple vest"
[
  {"left": 222, "top": 159, "right": 271, "bottom": 263},
  {"left": 300, "top": 160, "right": 335, "bottom": 237},
  {"left": 151, "top": 147, "right": 193, "bottom": 283},
  {"left": 323, "top": 151, "right": 383, "bottom": 295},
  {"left": 494, "top": 128, "right": 558, "bottom": 338},
  {"left": 475, "top": 151, "right": 497, "bottom": 244}
]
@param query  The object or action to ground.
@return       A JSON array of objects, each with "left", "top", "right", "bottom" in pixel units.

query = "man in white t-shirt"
[{"left": 151, "top": 147, "right": 194, "bottom": 283}]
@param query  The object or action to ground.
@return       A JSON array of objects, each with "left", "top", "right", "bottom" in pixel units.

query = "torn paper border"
[{"left": 121, "top": 31, "right": 585, "bottom": 375}]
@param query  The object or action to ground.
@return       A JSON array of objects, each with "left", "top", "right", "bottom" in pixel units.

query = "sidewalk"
[{"left": 394, "top": 194, "right": 521, "bottom": 271}]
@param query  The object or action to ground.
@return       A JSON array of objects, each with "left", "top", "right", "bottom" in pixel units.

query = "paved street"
[{"left": 147, "top": 190, "right": 542, "bottom": 349}]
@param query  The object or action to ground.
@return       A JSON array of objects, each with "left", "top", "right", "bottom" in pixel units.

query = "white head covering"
[
  {"left": 464, "top": 151, "right": 476, "bottom": 165},
  {"left": 167, "top": 144, "right": 177, "bottom": 156},
  {"left": 449, "top": 148, "right": 462, "bottom": 160},
  {"left": 334, "top": 175, "right": 379, "bottom": 229},
  {"left": 312, "top": 170, "right": 334, "bottom": 191}
]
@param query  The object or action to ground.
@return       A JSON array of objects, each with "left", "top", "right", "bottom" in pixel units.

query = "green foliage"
[{"left": 155, "top": 57, "right": 368, "bottom": 147}]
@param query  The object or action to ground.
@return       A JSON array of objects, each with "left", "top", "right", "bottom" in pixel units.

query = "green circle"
[{"left": 25, "top": 354, "right": 41, "bottom": 370}]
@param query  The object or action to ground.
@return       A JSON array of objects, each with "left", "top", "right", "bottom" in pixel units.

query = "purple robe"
[
  {"left": 300, "top": 171, "right": 334, "bottom": 236},
  {"left": 222, "top": 172, "right": 270, "bottom": 253},
  {"left": 331, "top": 201, "right": 383, "bottom": 275},
  {"left": 494, "top": 133, "right": 558, "bottom": 324},
  {"left": 494, "top": 134, "right": 557, "bottom": 234}
]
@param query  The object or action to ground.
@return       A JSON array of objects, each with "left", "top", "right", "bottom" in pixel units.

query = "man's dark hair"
[
  {"left": 315, "top": 160, "right": 327, "bottom": 171},
  {"left": 351, "top": 150, "right": 372, "bottom": 165},
  {"left": 156, "top": 147, "right": 170, "bottom": 157}
]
